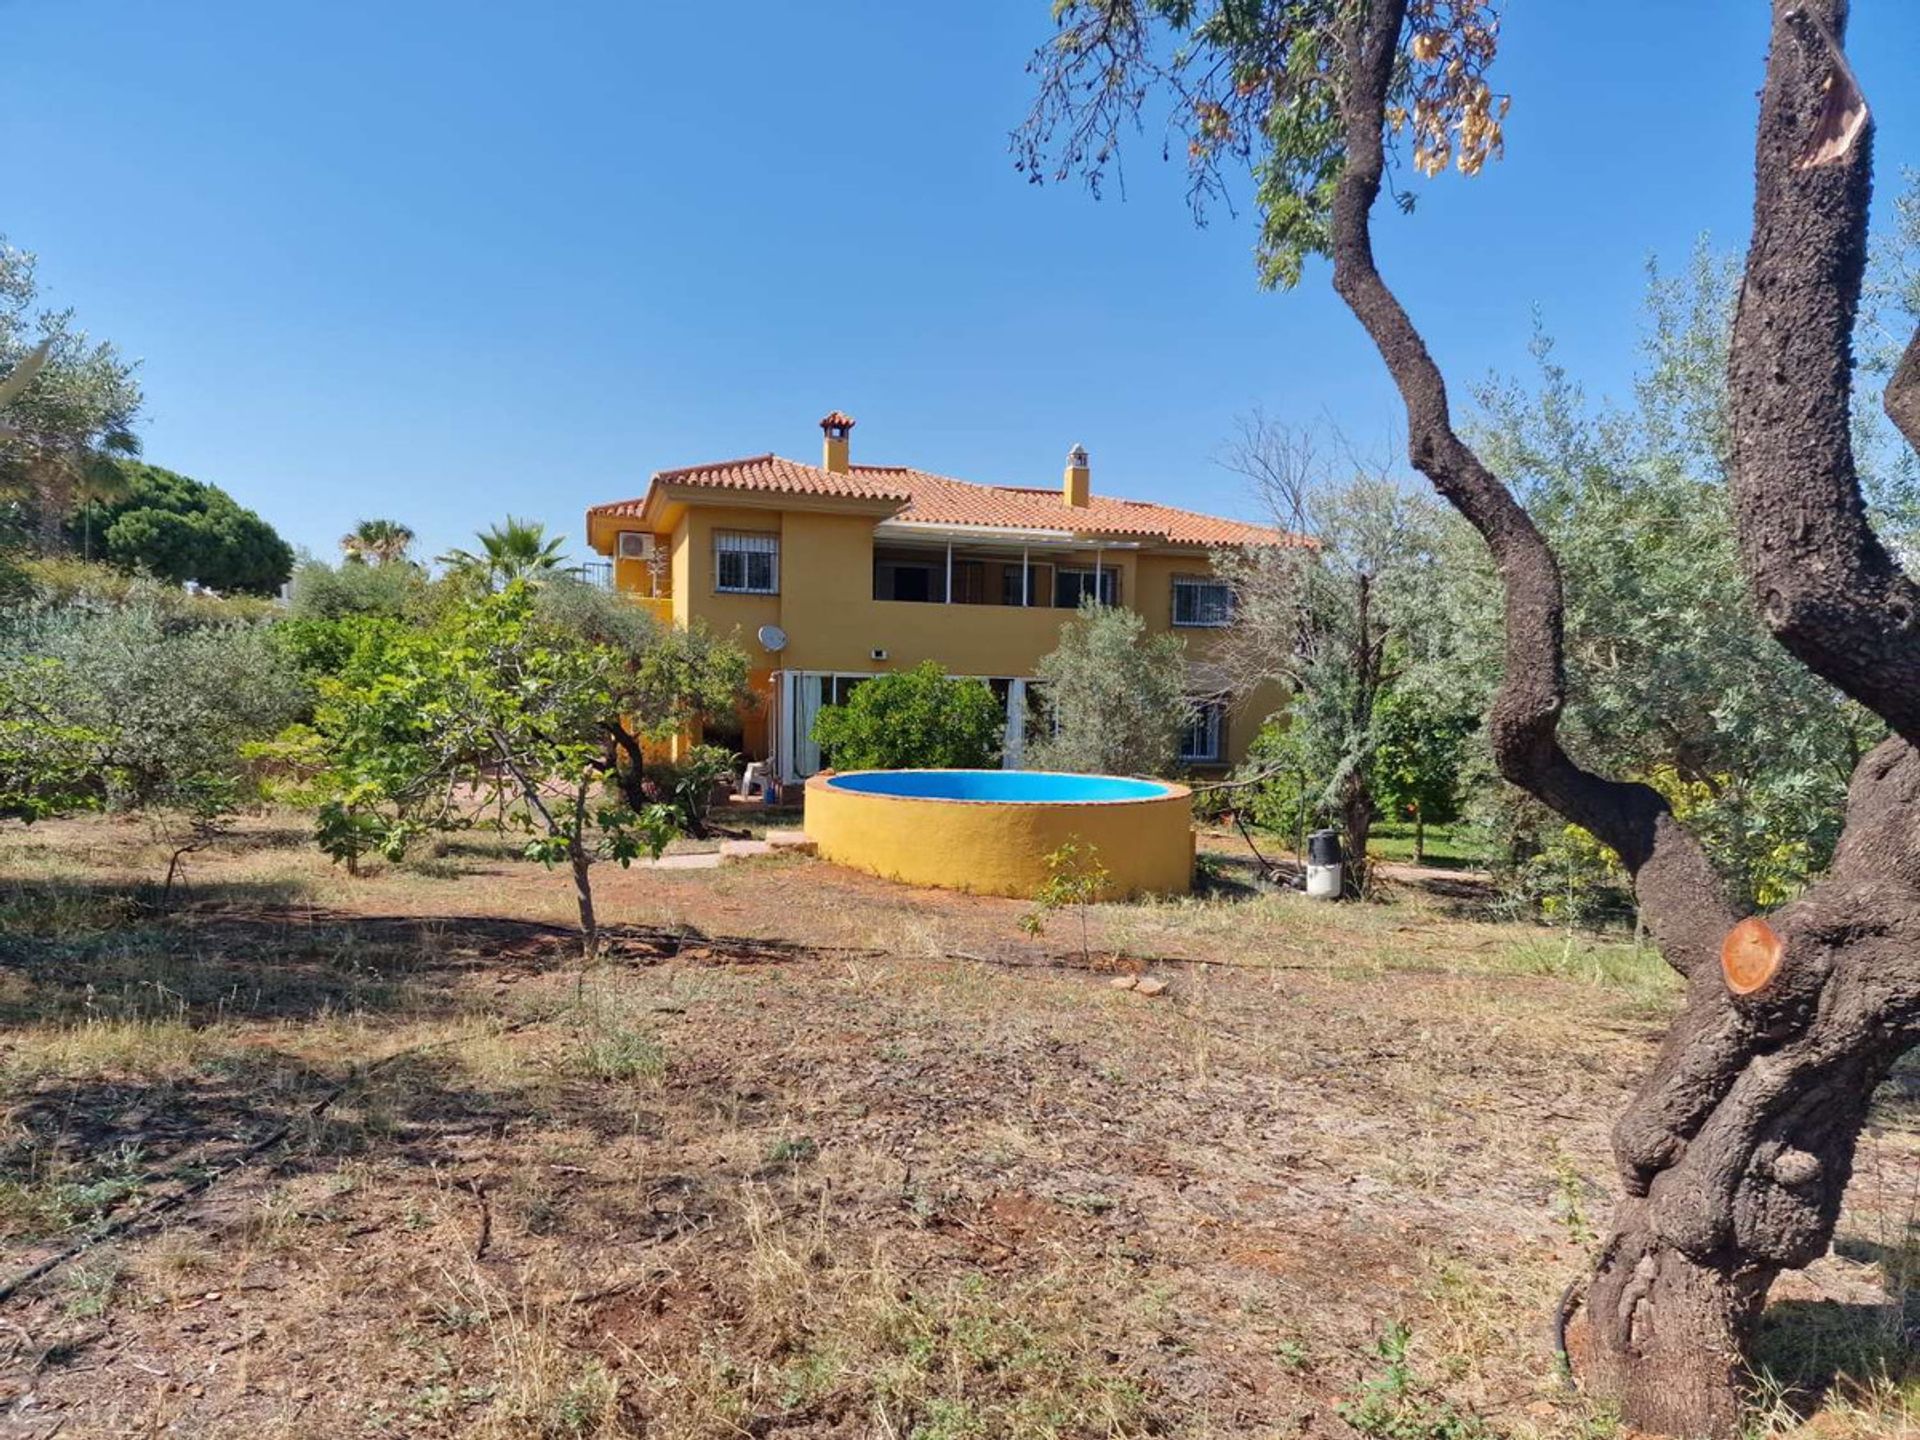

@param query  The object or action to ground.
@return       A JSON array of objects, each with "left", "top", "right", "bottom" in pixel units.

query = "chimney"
[
  {"left": 820, "top": 410, "right": 855, "bottom": 473},
  {"left": 1063, "top": 443, "right": 1090, "bottom": 507}
]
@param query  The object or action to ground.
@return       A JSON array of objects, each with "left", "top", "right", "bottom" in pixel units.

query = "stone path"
[{"left": 644, "top": 830, "right": 818, "bottom": 870}]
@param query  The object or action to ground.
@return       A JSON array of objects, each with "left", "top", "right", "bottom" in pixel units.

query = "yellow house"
[{"left": 585, "top": 412, "right": 1297, "bottom": 783}]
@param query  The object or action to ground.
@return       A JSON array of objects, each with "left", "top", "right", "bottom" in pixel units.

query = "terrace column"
[{"left": 774, "top": 671, "right": 795, "bottom": 783}]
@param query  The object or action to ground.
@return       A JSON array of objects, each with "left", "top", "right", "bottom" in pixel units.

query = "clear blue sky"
[{"left": 4, "top": 1, "right": 1916, "bottom": 567}]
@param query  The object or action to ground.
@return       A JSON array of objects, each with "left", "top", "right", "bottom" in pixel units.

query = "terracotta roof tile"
[
  {"left": 588, "top": 454, "right": 910, "bottom": 518},
  {"left": 590, "top": 454, "right": 1302, "bottom": 548},
  {"left": 866, "top": 466, "right": 1297, "bottom": 547}
]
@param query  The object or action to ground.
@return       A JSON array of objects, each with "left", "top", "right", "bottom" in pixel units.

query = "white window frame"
[
  {"left": 714, "top": 529, "right": 779, "bottom": 595},
  {"left": 1172, "top": 575, "right": 1234, "bottom": 627},
  {"left": 1054, "top": 567, "right": 1118, "bottom": 608},
  {"left": 1179, "top": 698, "right": 1225, "bottom": 764}
]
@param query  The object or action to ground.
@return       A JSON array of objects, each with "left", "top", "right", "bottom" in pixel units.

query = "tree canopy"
[
  {"left": 1017, "top": 0, "right": 1507, "bottom": 287},
  {"left": 298, "top": 582, "right": 678, "bottom": 952},
  {"left": 1214, "top": 418, "right": 1466, "bottom": 882},
  {"left": 288, "top": 552, "right": 434, "bottom": 623},
  {"left": 1454, "top": 243, "right": 1918, "bottom": 907},
  {"left": 340, "top": 517, "right": 416, "bottom": 565},
  {"left": 71, "top": 459, "right": 294, "bottom": 595}
]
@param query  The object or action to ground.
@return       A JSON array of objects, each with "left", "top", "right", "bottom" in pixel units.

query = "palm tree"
[
  {"left": 340, "top": 518, "right": 416, "bottom": 565},
  {"left": 438, "top": 516, "right": 567, "bottom": 589}
]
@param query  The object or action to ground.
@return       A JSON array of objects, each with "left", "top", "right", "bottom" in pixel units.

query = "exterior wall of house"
[
  {"left": 1130, "top": 551, "right": 1287, "bottom": 767},
  {"left": 603, "top": 502, "right": 1280, "bottom": 773}
]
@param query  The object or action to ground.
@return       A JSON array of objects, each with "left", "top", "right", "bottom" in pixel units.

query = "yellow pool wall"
[{"left": 803, "top": 772, "right": 1194, "bottom": 900}]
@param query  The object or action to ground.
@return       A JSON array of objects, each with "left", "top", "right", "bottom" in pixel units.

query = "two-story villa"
[{"left": 585, "top": 413, "right": 1297, "bottom": 783}]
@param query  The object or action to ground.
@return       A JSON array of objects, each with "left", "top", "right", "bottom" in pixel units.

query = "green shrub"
[
  {"left": 1240, "top": 718, "right": 1322, "bottom": 854},
  {"left": 1028, "top": 600, "right": 1191, "bottom": 777},
  {"left": 276, "top": 613, "right": 411, "bottom": 683},
  {"left": 15, "top": 555, "right": 280, "bottom": 623},
  {"left": 287, "top": 555, "right": 431, "bottom": 621},
  {"left": 1337, "top": 1323, "right": 1490, "bottom": 1440},
  {"left": 647, "top": 743, "right": 737, "bottom": 833},
  {"left": 0, "top": 592, "right": 305, "bottom": 822},
  {"left": 811, "top": 661, "right": 1001, "bottom": 771}
]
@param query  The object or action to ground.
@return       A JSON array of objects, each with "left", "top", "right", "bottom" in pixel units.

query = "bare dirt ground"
[{"left": 0, "top": 814, "right": 1912, "bottom": 1439}]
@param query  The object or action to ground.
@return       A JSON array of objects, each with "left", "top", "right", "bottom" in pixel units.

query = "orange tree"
[{"left": 306, "top": 581, "right": 675, "bottom": 957}]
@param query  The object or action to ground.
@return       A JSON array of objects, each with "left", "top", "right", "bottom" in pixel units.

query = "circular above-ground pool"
[{"left": 804, "top": 769, "right": 1193, "bottom": 899}]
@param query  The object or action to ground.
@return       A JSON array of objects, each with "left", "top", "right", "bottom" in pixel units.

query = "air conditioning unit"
[{"left": 617, "top": 532, "right": 656, "bottom": 560}]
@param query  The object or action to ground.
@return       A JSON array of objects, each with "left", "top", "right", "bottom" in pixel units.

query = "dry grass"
[{"left": 0, "top": 812, "right": 1910, "bottom": 1438}]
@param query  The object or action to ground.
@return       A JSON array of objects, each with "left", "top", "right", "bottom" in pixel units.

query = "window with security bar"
[
  {"left": 1172, "top": 575, "right": 1233, "bottom": 627},
  {"left": 1179, "top": 699, "right": 1225, "bottom": 763},
  {"left": 715, "top": 530, "right": 778, "bottom": 594}
]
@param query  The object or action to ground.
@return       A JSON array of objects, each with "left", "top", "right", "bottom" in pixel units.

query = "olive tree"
[
  {"left": 1460, "top": 243, "right": 1919, "bottom": 910},
  {"left": 1021, "top": 3, "right": 1917, "bottom": 1433},
  {"left": 1213, "top": 418, "right": 1461, "bottom": 887},
  {"left": 1028, "top": 600, "right": 1191, "bottom": 776},
  {"left": 0, "top": 239, "right": 143, "bottom": 550},
  {"left": 0, "top": 593, "right": 306, "bottom": 892}
]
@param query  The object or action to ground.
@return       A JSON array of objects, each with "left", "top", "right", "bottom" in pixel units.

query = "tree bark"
[
  {"left": 1726, "top": 0, "right": 1920, "bottom": 746},
  {"left": 1578, "top": 747, "right": 1919, "bottom": 1427},
  {"left": 1326, "top": 0, "right": 1736, "bottom": 980},
  {"left": 571, "top": 843, "right": 598, "bottom": 962},
  {"left": 1341, "top": 775, "right": 1373, "bottom": 898},
  {"left": 1582, "top": 1214, "right": 1769, "bottom": 1440},
  {"left": 606, "top": 723, "right": 648, "bottom": 814},
  {"left": 1887, "top": 329, "right": 1920, "bottom": 457},
  {"left": 1322, "top": 3, "right": 1918, "bottom": 1435},
  {"left": 568, "top": 774, "right": 600, "bottom": 962}
]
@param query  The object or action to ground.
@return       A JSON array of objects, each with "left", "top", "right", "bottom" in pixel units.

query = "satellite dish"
[{"left": 757, "top": 624, "right": 788, "bottom": 653}]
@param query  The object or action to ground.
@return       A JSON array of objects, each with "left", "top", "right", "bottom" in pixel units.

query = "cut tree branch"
[
  {"left": 1886, "top": 327, "right": 1920, "bottom": 455},
  {"left": 1323, "top": 0, "right": 1737, "bottom": 974}
]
